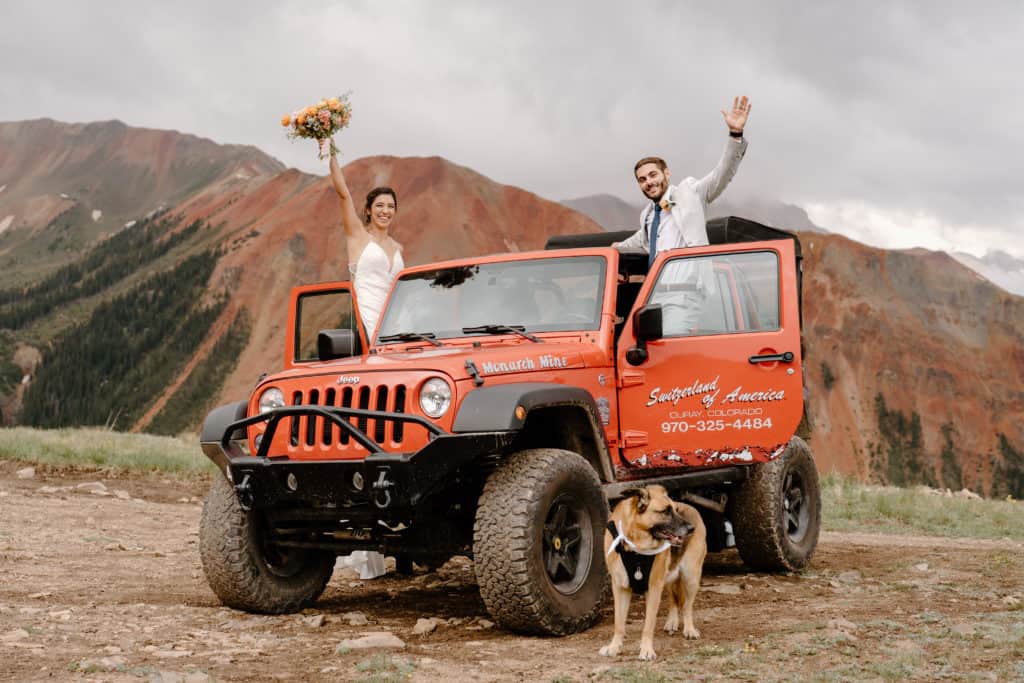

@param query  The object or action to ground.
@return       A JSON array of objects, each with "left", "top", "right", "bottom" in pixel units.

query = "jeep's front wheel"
[
  {"left": 199, "top": 475, "right": 334, "bottom": 613},
  {"left": 473, "top": 448, "right": 608, "bottom": 635},
  {"left": 728, "top": 436, "right": 821, "bottom": 571}
]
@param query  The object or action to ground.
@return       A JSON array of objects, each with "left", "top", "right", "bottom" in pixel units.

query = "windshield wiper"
[
  {"left": 377, "top": 331, "right": 444, "bottom": 347},
  {"left": 461, "top": 324, "right": 542, "bottom": 343}
]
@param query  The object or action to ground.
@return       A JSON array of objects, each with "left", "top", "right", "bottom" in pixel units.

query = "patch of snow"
[
  {"left": 0, "top": 215, "right": 13, "bottom": 235},
  {"left": 91, "top": 209, "right": 102, "bottom": 222},
  {"left": 60, "top": 193, "right": 70, "bottom": 199},
  {"left": 124, "top": 220, "right": 136, "bottom": 229},
  {"left": 0, "top": 184, "right": 6, "bottom": 193}
]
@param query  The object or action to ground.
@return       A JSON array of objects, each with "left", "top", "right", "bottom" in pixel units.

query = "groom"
[{"left": 614, "top": 96, "right": 751, "bottom": 332}]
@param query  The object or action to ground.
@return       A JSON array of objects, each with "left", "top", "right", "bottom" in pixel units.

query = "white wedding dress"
[{"left": 350, "top": 240, "right": 404, "bottom": 337}]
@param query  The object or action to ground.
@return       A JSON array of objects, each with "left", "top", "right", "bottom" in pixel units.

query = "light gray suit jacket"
[{"left": 617, "top": 136, "right": 748, "bottom": 253}]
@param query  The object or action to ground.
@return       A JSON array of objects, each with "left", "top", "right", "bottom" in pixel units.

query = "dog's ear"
[{"left": 622, "top": 487, "right": 650, "bottom": 514}]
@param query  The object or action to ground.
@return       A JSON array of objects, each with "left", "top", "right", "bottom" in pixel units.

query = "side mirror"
[
  {"left": 634, "top": 304, "right": 663, "bottom": 342},
  {"left": 317, "top": 329, "right": 361, "bottom": 361},
  {"left": 626, "top": 305, "right": 663, "bottom": 366}
]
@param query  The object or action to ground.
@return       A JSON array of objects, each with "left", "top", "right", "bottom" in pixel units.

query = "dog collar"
[{"left": 606, "top": 520, "right": 671, "bottom": 557}]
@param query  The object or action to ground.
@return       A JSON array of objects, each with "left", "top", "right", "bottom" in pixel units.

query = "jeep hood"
[{"left": 259, "top": 339, "right": 604, "bottom": 388}]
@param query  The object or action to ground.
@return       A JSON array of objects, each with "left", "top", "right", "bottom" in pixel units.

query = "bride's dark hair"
[{"left": 363, "top": 187, "right": 398, "bottom": 225}]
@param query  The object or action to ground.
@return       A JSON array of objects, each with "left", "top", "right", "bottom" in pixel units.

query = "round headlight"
[
  {"left": 419, "top": 377, "right": 452, "bottom": 418},
  {"left": 259, "top": 387, "right": 285, "bottom": 414}
]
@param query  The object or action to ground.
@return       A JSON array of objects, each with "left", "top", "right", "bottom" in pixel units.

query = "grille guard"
[
  {"left": 207, "top": 405, "right": 515, "bottom": 513},
  {"left": 221, "top": 405, "right": 447, "bottom": 458}
]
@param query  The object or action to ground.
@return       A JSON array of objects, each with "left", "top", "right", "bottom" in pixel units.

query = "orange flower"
[
  {"left": 296, "top": 113, "right": 307, "bottom": 125},
  {"left": 304, "top": 106, "right": 317, "bottom": 116},
  {"left": 280, "top": 114, "right": 291, "bottom": 127},
  {"left": 317, "top": 100, "right": 327, "bottom": 109},
  {"left": 328, "top": 98, "right": 341, "bottom": 111}
]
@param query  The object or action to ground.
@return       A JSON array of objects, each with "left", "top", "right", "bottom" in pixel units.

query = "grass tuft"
[
  {"left": 0, "top": 426, "right": 214, "bottom": 476},
  {"left": 821, "top": 472, "right": 1024, "bottom": 540},
  {"left": 353, "top": 654, "right": 416, "bottom": 682},
  {"left": 598, "top": 668, "right": 668, "bottom": 683}
]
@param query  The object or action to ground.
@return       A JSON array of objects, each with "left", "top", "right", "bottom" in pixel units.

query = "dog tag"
[{"left": 634, "top": 568, "right": 643, "bottom": 581}]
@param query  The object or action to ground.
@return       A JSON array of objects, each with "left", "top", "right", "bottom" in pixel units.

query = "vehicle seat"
[{"left": 614, "top": 280, "right": 644, "bottom": 340}]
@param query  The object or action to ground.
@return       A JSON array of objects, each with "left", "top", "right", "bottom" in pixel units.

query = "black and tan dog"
[{"left": 599, "top": 485, "right": 707, "bottom": 661}]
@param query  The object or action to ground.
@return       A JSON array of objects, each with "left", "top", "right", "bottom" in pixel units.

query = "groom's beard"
[{"left": 643, "top": 180, "right": 668, "bottom": 201}]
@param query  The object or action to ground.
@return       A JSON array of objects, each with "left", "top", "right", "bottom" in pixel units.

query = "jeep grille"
[{"left": 288, "top": 383, "right": 408, "bottom": 448}]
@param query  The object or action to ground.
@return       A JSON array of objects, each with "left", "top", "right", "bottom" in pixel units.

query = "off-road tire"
[
  {"left": 473, "top": 448, "right": 608, "bottom": 635},
  {"left": 728, "top": 436, "right": 821, "bottom": 571},
  {"left": 199, "top": 475, "right": 334, "bottom": 613}
]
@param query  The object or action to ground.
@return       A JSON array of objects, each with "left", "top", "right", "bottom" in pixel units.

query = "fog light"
[
  {"left": 514, "top": 405, "right": 526, "bottom": 421},
  {"left": 352, "top": 471, "right": 365, "bottom": 491},
  {"left": 286, "top": 472, "right": 298, "bottom": 491}
]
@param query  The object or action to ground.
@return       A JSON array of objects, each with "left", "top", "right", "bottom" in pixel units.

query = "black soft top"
[
  {"left": 545, "top": 216, "right": 802, "bottom": 259},
  {"left": 545, "top": 215, "right": 804, "bottom": 325}
]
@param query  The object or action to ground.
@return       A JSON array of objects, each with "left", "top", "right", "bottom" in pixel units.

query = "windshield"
[{"left": 376, "top": 255, "right": 607, "bottom": 341}]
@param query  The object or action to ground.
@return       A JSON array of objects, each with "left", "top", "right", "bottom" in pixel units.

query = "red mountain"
[
  {"left": 800, "top": 232, "right": 1023, "bottom": 490},
  {"left": 0, "top": 119, "right": 283, "bottom": 285}
]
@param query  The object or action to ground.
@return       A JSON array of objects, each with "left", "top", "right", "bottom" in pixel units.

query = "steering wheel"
[
  {"left": 531, "top": 281, "right": 565, "bottom": 306},
  {"left": 531, "top": 282, "right": 595, "bottom": 325}
]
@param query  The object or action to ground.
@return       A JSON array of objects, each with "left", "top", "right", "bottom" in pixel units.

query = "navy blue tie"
[{"left": 648, "top": 205, "right": 662, "bottom": 270}]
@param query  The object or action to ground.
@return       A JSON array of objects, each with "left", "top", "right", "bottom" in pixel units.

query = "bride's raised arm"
[{"left": 323, "top": 140, "right": 364, "bottom": 239}]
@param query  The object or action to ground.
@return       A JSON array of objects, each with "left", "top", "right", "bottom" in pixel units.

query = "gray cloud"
[{"left": 2, "top": 0, "right": 1021, "bottom": 257}]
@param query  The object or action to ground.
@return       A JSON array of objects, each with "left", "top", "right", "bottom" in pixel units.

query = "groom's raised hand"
[{"left": 721, "top": 95, "right": 751, "bottom": 134}]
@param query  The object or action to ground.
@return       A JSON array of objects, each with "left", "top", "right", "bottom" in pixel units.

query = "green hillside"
[
  {"left": 0, "top": 207, "right": 251, "bottom": 435},
  {"left": 20, "top": 248, "right": 227, "bottom": 429}
]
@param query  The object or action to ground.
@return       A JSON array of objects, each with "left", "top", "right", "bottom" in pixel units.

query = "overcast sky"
[{"left": 2, "top": 1, "right": 1022, "bottom": 259}]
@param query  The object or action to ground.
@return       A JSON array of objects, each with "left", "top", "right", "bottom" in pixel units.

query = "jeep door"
[
  {"left": 615, "top": 240, "right": 803, "bottom": 474},
  {"left": 285, "top": 282, "right": 368, "bottom": 369}
]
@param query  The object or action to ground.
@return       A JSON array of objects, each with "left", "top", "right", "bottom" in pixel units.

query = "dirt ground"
[{"left": 2, "top": 462, "right": 1023, "bottom": 682}]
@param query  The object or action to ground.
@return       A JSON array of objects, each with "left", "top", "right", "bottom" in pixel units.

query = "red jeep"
[{"left": 198, "top": 216, "right": 820, "bottom": 635}]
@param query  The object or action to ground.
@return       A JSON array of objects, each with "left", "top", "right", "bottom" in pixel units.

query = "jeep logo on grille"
[{"left": 335, "top": 375, "right": 360, "bottom": 385}]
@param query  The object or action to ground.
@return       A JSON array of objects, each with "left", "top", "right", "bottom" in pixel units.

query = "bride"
[
  {"left": 322, "top": 139, "right": 404, "bottom": 337},
  {"left": 320, "top": 139, "right": 404, "bottom": 580}
]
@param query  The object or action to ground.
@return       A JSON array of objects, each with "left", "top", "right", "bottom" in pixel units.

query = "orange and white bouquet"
[{"left": 281, "top": 94, "right": 353, "bottom": 159}]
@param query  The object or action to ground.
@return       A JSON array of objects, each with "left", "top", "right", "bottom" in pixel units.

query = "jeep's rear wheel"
[
  {"left": 473, "top": 448, "right": 608, "bottom": 635},
  {"left": 199, "top": 475, "right": 334, "bottom": 613},
  {"left": 728, "top": 436, "right": 821, "bottom": 571}
]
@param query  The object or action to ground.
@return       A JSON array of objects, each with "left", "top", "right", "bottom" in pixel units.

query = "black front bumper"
[{"left": 201, "top": 404, "right": 515, "bottom": 514}]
